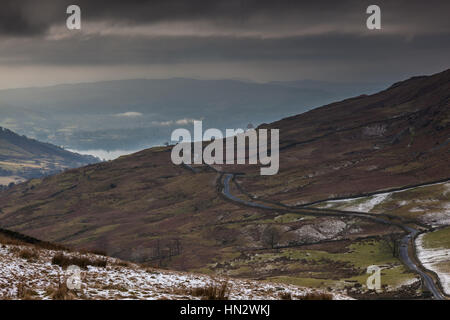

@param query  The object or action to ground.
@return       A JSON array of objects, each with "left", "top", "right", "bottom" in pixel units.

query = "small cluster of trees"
[
  {"left": 384, "top": 234, "right": 400, "bottom": 258},
  {"left": 262, "top": 226, "right": 281, "bottom": 249},
  {"left": 129, "top": 239, "right": 183, "bottom": 267},
  {"left": 150, "top": 238, "right": 182, "bottom": 260}
]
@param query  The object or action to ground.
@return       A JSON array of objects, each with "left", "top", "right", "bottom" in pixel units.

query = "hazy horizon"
[{"left": 0, "top": 0, "right": 449, "bottom": 89}]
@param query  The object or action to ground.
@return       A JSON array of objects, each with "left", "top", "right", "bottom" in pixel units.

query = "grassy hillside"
[
  {"left": 0, "top": 70, "right": 449, "bottom": 298},
  {"left": 0, "top": 145, "right": 416, "bottom": 297}
]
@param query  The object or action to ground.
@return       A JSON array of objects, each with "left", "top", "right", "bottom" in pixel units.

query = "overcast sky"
[{"left": 0, "top": 0, "right": 449, "bottom": 89}]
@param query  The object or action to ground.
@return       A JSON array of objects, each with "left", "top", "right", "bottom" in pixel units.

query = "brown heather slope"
[
  {"left": 1, "top": 146, "right": 305, "bottom": 271},
  {"left": 219, "top": 69, "right": 450, "bottom": 205},
  {"left": 0, "top": 70, "right": 448, "bottom": 296}
]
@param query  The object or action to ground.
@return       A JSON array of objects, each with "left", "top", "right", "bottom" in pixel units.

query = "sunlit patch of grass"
[
  {"left": 207, "top": 238, "right": 414, "bottom": 291},
  {"left": 422, "top": 226, "right": 450, "bottom": 249},
  {"left": 344, "top": 265, "right": 417, "bottom": 288},
  {"left": 435, "top": 261, "right": 450, "bottom": 274}
]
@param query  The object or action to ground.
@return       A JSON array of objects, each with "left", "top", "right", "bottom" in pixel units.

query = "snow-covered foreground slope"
[
  {"left": 416, "top": 234, "right": 450, "bottom": 295},
  {"left": 0, "top": 244, "right": 350, "bottom": 300}
]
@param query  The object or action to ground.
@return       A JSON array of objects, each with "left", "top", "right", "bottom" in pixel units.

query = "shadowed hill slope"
[
  {"left": 222, "top": 69, "right": 450, "bottom": 204},
  {"left": 0, "top": 127, "right": 99, "bottom": 185}
]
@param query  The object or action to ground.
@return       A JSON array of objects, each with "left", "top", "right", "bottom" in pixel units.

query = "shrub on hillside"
[
  {"left": 52, "top": 253, "right": 107, "bottom": 269},
  {"left": 299, "top": 292, "right": 333, "bottom": 300},
  {"left": 278, "top": 291, "right": 292, "bottom": 300},
  {"left": 18, "top": 248, "right": 39, "bottom": 261},
  {"left": 46, "top": 277, "right": 76, "bottom": 300},
  {"left": 189, "top": 281, "right": 230, "bottom": 300}
]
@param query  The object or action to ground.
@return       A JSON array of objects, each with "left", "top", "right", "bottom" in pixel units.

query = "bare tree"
[
  {"left": 384, "top": 234, "right": 399, "bottom": 257},
  {"left": 262, "top": 226, "right": 281, "bottom": 249}
]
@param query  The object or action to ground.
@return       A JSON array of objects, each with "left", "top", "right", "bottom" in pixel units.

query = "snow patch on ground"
[
  {"left": 0, "top": 244, "right": 350, "bottom": 300},
  {"left": 415, "top": 234, "right": 450, "bottom": 295},
  {"left": 324, "top": 193, "right": 390, "bottom": 212},
  {"left": 396, "top": 277, "right": 420, "bottom": 289},
  {"left": 421, "top": 211, "right": 450, "bottom": 227},
  {"left": 289, "top": 220, "right": 347, "bottom": 242},
  {"left": 443, "top": 184, "right": 450, "bottom": 196},
  {"left": 317, "top": 182, "right": 450, "bottom": 222}
]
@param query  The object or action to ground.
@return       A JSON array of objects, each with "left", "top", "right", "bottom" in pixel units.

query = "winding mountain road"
[
  {"left": 220, "top": 173, "right": 446, "bottom": 300},
  {"left": 398, "top": 227, "right": 445, "bottom": 300}
]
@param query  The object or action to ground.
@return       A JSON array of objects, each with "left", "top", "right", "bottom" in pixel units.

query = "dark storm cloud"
[
  {"left": 0, "top": 0, "right": 448, "bottom": 87},
  {"left": 1, "top": 0, "right": 449, "bottom": 36},
  {"left": 4, "top": 33, "right": 450, "bottom": 66},
  {"left": 0, "top": 1, "right": 47, "bottom": 36},
  {"left": 0, "top": 0, "right": 343, "bottom": 36}
]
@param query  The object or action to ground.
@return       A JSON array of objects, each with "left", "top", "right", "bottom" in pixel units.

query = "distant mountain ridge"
[
  {"left": 0, "top": 127, "right": 99, "bottom": 185},
  {"left": 0, "top": 78, "right": 386, "bottom": 151}
]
